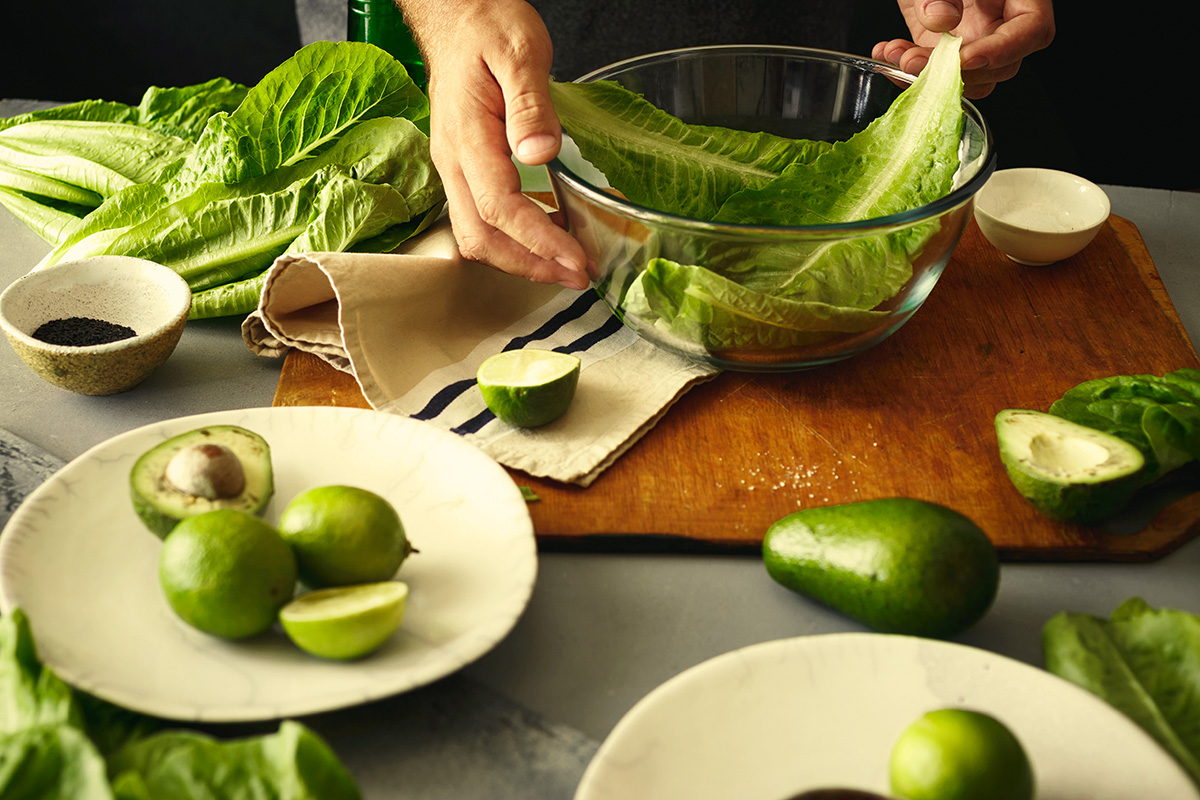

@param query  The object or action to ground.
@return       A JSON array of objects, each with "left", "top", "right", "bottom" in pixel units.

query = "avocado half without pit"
[
  {"left": 994, "top": 409, "right": 1146, "bottom": 524},
  {"left": 130, "top": 425, "right": 275, "bottom": 538}
]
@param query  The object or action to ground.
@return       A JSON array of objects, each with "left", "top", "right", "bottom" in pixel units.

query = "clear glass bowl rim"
[{"left": 547, "top": 43, "right": 997, "bottom": 238}]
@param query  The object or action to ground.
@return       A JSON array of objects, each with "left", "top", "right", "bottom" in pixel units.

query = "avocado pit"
[{"left": 165, "top": 443, "right": 247, "bottom": 499}]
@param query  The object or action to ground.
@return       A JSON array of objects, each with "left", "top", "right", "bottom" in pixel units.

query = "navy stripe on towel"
[{"left": 412, "top": 291, "right": 627, "bottom": 431}]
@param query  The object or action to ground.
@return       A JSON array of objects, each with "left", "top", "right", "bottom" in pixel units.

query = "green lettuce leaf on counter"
[
  {"left": 1043, "top": 597, "right": 1200, "bottom": 786},
  {"left": 548, "top": 33, "right": 965, "bottom": 353},
  {"left": 0, "top": 41, "right": 443, "bottom": 320},
  {"left": 0, "top": 609, "right": 361, "bottom": 799}
]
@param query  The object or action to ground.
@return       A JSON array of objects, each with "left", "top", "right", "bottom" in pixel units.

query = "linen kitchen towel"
[{"left": 242, "top": 218, "right": 717, "bottom": 486}]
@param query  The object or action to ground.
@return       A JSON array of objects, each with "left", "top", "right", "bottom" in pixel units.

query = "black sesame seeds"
[{"left": 32, "top": 316, "right": 137, "bottom": 347}]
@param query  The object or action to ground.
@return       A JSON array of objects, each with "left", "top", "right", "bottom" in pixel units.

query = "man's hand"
[
  {"left": 400, "top": 0, "right": 589, "bottom": 289},
  {"left": 874, "top": 0, "right": 1055, "bottom": 98}
]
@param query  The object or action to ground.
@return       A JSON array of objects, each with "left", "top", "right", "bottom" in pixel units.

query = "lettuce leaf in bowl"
[{"left": 550, "top": 34, "right": 967, "bottom": 354}]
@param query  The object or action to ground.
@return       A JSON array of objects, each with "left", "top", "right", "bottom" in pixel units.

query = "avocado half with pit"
[
  {"left": 130, "top": 425, "right": 274, "bottom": 538},
  {"left": 994, "top": 409, "right": 1145, "bottom": 524}
]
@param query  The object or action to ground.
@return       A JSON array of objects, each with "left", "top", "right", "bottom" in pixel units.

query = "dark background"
[{"left": 1, "top": 1, "right": 1192, "bottom": 191}]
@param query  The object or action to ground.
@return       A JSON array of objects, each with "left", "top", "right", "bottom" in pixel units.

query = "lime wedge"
[
  {"left": 477, "top": 349, "right": 581, "bottom": 428},
  {"left": 279, "top": 581, "right": 408, "bottom": 660}
]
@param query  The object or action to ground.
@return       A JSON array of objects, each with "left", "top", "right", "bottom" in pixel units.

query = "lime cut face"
[
  {"left": 280, "top": 581, "right": 409, "bottom": 660},
  {"left": 889, "top": 708, "right": 1035, "bottom": 800},
  {"left": 476, "top": 349, "right": 581, "bottom": 428}
]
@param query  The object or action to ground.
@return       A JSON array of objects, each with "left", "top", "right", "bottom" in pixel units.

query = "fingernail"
[
  {"left": 555, "top": 255, "right": 582, "bottom": 272},
  {"left": 516, "top": 134, "right": 558, "bottom": 161},
  {"left": 924, "top": 0, "right": 959, "bottom": 17},
  {"left": 963, "top": 56, "right": 989, "bottom": 71}
]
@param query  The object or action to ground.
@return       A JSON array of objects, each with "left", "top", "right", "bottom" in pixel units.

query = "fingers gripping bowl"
[{"left": 546, "top": 44, "right": 996, "bottom": 372}]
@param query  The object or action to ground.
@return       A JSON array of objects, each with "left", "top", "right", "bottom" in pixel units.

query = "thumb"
[
  {"left": 916, "top": 0, "right": 964, "bottom": 33},
  {"left": 505, "top": 73, "right": 562, "bottom": 167}
]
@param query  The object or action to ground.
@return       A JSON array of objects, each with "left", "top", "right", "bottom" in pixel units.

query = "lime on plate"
[
  {"left": 890, "top": 708, "right": 1035, "bottom": 800},
  {"left": 158, "top": 508, "right": 297, "bottom": 640},
  {"left": 280, "top": 581, "right": 409, "bottom": 660},
  {"left": 278, "top": 485, "right": 412, "bottom": 589},
  {"left": 477, "top": 349, "right": 581, "bottom": 428}
]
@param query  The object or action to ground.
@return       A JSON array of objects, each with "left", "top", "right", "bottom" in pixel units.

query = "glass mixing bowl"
[{"left": 546, "top": 45, "right": 995, "bottom": 372}]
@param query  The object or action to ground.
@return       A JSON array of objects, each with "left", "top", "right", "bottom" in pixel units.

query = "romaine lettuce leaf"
[
  {"left": 0, "top": 609, "right": 362, "bottom": 799},
  {"left": 1043, "top": 597, "right": 1200, "bottom": 786},
  {"left": 180, "top": 40, "right": 428, "bottom": 186},
  {"left": 2, "top": 41, "right": 444, "bottom": 320},
  {"left": 625, "top": 257, "right": 888, "bottom": 351},
  {"left": 548, "top": 77, "right": 830, "bottom": 221}
]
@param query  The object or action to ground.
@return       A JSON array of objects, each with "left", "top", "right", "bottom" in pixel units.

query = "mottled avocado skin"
[{"left": 762, "top": 498, "right": 999, "bottom": 639}]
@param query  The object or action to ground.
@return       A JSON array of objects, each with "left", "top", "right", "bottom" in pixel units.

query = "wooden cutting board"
[{"left": 272, "top": 216, "right": 1200, "bottom": 561}]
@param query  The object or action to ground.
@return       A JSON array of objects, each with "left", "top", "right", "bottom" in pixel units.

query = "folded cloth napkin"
[{"left": 242, "top": 218, "right": 717, "bottom": 486}]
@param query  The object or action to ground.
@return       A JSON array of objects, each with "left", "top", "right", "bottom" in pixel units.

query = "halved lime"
[
  {"left": 280, "top": 581, "right": 409, "bottom": 660},
  {"left": 477, "top": 349, "right": 581, "bottom": 428}
]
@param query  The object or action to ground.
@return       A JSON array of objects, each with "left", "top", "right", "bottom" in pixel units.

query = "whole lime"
[
  {"left": 890, "top": 708, "right": 1035, "bottom": 800},
  {"left": 158, "top": 509, "right": 297, "bottom": 639},
  {"left": 277, "top": 485, "right": 411, "bottom": 589}
]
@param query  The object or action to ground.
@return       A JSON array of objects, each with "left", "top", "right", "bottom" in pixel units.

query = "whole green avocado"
[{"left": 762, "top": 498, "right": 999, "bottom": 639}]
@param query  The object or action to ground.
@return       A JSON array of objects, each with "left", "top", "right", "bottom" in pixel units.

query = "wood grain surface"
[{"left": 273, "top": 216, "right": 1200, "bottom": 561}]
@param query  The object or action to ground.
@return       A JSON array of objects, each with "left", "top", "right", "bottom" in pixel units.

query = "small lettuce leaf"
[
  {"left": 133, "top": 78, "right": 250, "bottom": 141},
  {"left": 1043, "top": 597, "right": 1200, "bottom": 785},
  {"left": 0, "top": 609, "right": 363, "bottom": 799},
  {"left": 1049, "top": 368, "right": 1200, "bottom": 481},
  {"left": 107, "top": 723, "right": 361, "bottom": 800}
]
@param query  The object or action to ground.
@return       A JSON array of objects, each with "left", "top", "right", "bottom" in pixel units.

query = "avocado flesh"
[
  {"left": 762, "top": 498, "right": 999, "bottom": 639},
  {"left": 130, "top": 425, "right": 274, "bottom": 539},
  {"left": 995, "top": 409, "right": 1145, "bottom": 524}
]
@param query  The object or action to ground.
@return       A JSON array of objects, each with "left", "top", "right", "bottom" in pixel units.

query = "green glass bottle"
[{"left": 347, "top": 0, "right": 427, "bottom": 90}]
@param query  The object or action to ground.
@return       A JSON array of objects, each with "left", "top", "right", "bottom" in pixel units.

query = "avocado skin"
[
  {"left": 763, "top": 498, "right": 999, "bottom": 639},
  {"left": 999, "top": 459, "right": 1139, "bottom": 525}
]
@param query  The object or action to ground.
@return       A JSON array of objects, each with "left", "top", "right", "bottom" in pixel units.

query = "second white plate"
[
  {"left": 575, "top": 633, "right": 1197, "bottom": 800},
  {"left": 0, "top": 406, "right": 537, "bottom": 722}
]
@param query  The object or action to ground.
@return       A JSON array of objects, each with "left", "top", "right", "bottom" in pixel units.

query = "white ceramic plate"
[
  {"left": 575, "top": 633, "right": 1198, "bottom": 800},
  {"left": 0, "top": 406, "right": 537, "bottom": 722}
]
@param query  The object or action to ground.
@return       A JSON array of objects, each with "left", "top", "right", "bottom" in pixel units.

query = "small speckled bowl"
[
  {"left": 0, "top": 256, "right": 192, "bottom": 395},
  {"left": 974, "top": 168, "right": 1110, "bottom": 266}
]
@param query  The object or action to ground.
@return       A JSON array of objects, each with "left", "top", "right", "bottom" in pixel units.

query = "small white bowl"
[
  {"left": 974, "top": 168, "right": 1110, "bottom": 266},
  {"left": 1, "top": 256, "right": 192, "bottom": 395}
]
